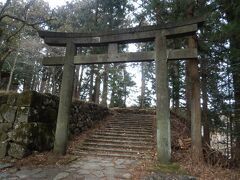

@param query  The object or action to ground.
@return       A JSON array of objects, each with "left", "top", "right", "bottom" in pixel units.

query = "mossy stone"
[
  {"left": 9, "top": 123, "right": 33, "bottom": 145},
  {"left": 10, "top": 123, "right": 55, "bottom": 151},
  {"left": 39, "top": 107, "right": 57, "bottom": 123},
  {"left": 0, "top": 123, "right": 12, "bottom": 132},
  {"left": 0, "top": 132, "right": 7, "bottom": 141},
  {"left": 16, "top": 91, "right": 33, "bottom": 106},
  {"left": 16, "top": 91, "right": 44, "bottom": 107},
  {"left": 34, "top": 123, "right": 55, "bottom": 151},
  {"left": 16, "top": 107, "right": 39, "bottom": 123},
  {"left": 7, "top": 93, "right": 18, "bottom": 106},
  {"left": 0, "top": 142, "right": 8, "bottom": 158},
  {"left": 0, "top": 104, "right": 17, "bottom": 123},
  {"left": 8, "top": 143, "right": 30, "bottom": 159},
  {"left": 0, "top": 94, "right": 8, "bottom": 105}
]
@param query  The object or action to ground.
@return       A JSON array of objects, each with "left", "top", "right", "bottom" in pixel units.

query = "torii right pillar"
[
  {"left": 155, "top": 33, "right": 203, "bottom": 164},
  {"left": 188, "top": 36, "right": 203, "bottom": 162}
]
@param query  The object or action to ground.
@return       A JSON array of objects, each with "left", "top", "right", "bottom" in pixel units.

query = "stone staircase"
[{"left": 72, "top": 113, "right": 155, "bottom": 159}]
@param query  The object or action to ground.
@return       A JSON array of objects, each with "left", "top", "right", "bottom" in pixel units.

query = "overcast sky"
[{"left": 0, "top": 0, "right": 68, "bottom": 8}]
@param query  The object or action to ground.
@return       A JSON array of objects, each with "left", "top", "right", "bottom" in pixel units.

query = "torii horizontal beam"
[
  {"left": 42, "top": 48, "right": 197, "bottom": 66},
  {"left": 38, "top": 17, "right": 204, "bottom": 46}
]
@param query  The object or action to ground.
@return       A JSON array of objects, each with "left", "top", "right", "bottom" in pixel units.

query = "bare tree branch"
[
  {"left": 5, "top": 24, "right": 25, "bottom": 43},
  {"left": 0, "top": 0, "right": 11, "bottom": 18},
  {"left": 1, "top": 14, "right": 54, "bottom": 28}
]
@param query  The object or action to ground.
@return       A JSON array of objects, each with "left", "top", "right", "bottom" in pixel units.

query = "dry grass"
[
  {"left": 173, "top": 150, "right": 240, "bottom": 180},
  {"left": 131, "top": 150, "right": 240, "bottom": 180}
]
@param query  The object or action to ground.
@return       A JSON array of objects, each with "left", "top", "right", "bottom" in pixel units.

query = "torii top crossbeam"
[{"left": 39, "top": 17, "right": 204, "bottom": 47}]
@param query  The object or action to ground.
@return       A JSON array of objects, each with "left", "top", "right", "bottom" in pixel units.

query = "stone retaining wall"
[{"left": 0, "top": 91, "right": 109, "bottom": 159}]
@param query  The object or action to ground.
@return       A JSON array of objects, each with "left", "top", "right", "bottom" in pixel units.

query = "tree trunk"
[
  {"left": 201, "top": 58, "right": 210, "bottom": 146},
  {"left": 6, "top": 46, "right": 20, "bottom": 92},
  {"left": 23, "top": 67, "right": 33, "bottom": 91},
  {"left": 123, "top": 67, "right": 127, "bottom": 108},
  {"left": 174, "top": 62, "right": 180, "bottom": 110},
  {"left": 40, "top": 68, "right": 48, "bottom": 93},
  {"left": 110, "top": 64, "right": 117, "bottom": 108},
  {"left": 45, "top": 72, "right": 51, "bottom": 93},
  {"left": 185, "top": 61, "right": 191, "bottom": 122},
  {"left": 171, "top": 61, "right": 180, "bottom": 111},
  {"left": 73, "top": 65, "right": 80, "bottom": 99},
  {"left": 101, "top": 64, "right": 109, "bottom": 107},
  {"left": 6, "top": 51, "right": 18, "bottom": 92},
  {"left": 52, "top": 67, "right": 57, "bottom": 95},
  {"left": 140, "top": 62, "right": 146, "bottom": 108},
  {"left": 220, "top": 1, "right": 240, "bottom": 165},
  {"left": 93, "top": 65, "right": 101, "bottom": 104},
  {"left": 230, "top": 39, "right": 240, "bottom": 164},
  {"left": 89, "top": 65, "right": 94, "bottom": 102},
  {"left": 31, "top": 70, "right": 36, "bottom": 91},
  {"left": 78, "top": 65, "right": 84, "bottom": 99}
]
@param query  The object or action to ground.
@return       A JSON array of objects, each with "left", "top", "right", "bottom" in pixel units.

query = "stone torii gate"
[{"left": 38, "top": 17, "right": 204, "bottom": 163}]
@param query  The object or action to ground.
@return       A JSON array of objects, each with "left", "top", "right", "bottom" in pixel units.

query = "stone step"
[
  {"left": 69, "top": 113, "right": 156, "bottom": 160},
  {"left": 95, "top": 129, "right": 152, "bottom": 135},
  {"left": 90, "top": 135, "right": 152, "bottom": 142},
  {"left": 109, "top": 116, "right": 154, "bottom": 122},
  {"left": 77, "top": 146, "right": 150, "bottom": 155},
  {"left": 105, "top": 126, "right": 152, "bottom": 131},
  {"left": 109, "top": 119, "right": 151, "bottom": 121},
  {"left": 104, "top": 127, "right": 153, "bottom": 133},
  {"left": 71, "top": 151, "right": 142, "bottom": 159},
  {"left": 94, "top": 132, "right": 153, "bottom": 138},
  {"left": 109, "top": 118, "right": 153, "bottom": 121},
  {"left": 81, "top": 142, "right": 153, "bottom": 150},
  {"left": 86, "top": 138, "right": 154, "bottom": 146},
  {"left": 110, "top": 121, "right": 153, "bottom": 125},
  {"left": 114, "top": 115, "right": 154, "bottom": 118},
  {"left": 107, "top": 122, "right": 153, "bottom": 127}
]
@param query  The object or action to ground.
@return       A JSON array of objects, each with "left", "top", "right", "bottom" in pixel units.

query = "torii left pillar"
[
  {"left": 54, "top": 42, "right": 76, "bottom": 154},
  {"left": 155, "top": 34, "right": 171, "bottom": 163}
]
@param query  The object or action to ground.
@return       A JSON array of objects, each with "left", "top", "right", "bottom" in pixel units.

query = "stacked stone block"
[{"left": 0, "top": 91, "right": 108, "bottom": 159}]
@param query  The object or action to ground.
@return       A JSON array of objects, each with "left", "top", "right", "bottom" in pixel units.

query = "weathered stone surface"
[
  {"left": 16, "top": 91, "right": 33, "bottom": 106},
  {"left": 9, "top": 123, "right": 55, "bottom": 151},
  {"left": 0, "top": 94, "right": 8, "bottom": 105},
  {"left": 0, "top": 123, "right": 12, "bottom": 132},
  {"left": 7, "top": 93, "right": 18, "bottom": 106},
  {"left": 122, "top": 173, "right": 132, "bottom": 179},
  {"left": 8, "top": 143, "right": 30, "bottom": 159},
  {"left": 0, "top": 132, "right": 7, "bottom": 141},
  {"left": 53, "top": 172, "right": 69, "bottom": 180},
  {"left": 0, "top": 142, "right": 8, "bottom": 158},
  {"left": 16, "top": 107, "right": 37, "bottom": 123},
  {"left": 0, "top": 105, "right": 17, "bottom": 123}
]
